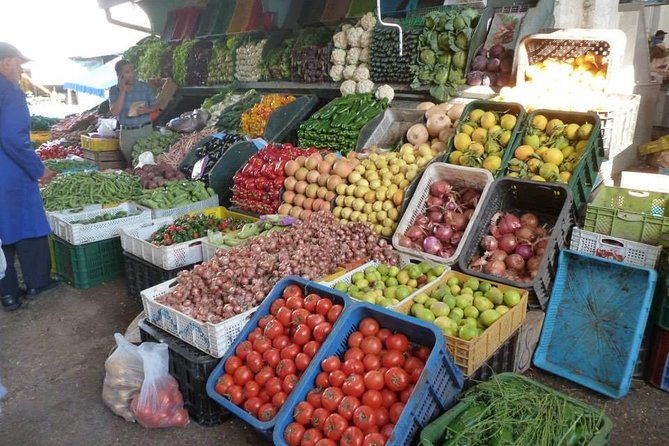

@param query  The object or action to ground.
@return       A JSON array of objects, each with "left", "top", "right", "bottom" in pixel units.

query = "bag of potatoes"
[{"left": 102, "top": 333, "right": 144, "bottom": 422}]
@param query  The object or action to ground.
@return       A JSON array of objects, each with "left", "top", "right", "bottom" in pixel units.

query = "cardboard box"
[
  {"left": 514, "top": 310, "right": 545, "bottom": 373},
  {"left": 620, "top": 170, "right": 669, "bottom": 194}
]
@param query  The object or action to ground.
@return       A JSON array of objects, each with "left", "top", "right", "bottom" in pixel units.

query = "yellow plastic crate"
[
  {"left": 31, "top": 131, "right": 51, "bottom": 145},
  {"left": 394, "top": 270, "right": 528, "bottom": 376},
  {"left": 186, "top": 206, "right": 259, "bottom": 222},
  {"left": 640, "top": 137, "right": 669, "bottom": 156},
  {"left": 80, "top": 135, "right": 120, "bottom": 152}
]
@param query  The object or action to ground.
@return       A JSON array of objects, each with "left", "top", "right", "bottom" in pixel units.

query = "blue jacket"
[{"left": 0, "top": 74, "right": 50, "bottom": 244}]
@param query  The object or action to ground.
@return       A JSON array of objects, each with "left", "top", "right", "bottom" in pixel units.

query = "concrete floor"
[{"left": 0, "top": 278, "right": 667, "bottom": 446}]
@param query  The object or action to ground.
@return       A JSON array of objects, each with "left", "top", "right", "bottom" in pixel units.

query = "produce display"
[
  {"left": 282, "top": 317, "right": 429, "bottom": 446},
  {"left": 505, "top": 114, "right": 594, "bottom": 183},
  {"left": 412, "top": 8, "right": 480, "bottom": 101},
  {"left": 157, "top": 128, "right": 219, "bottom": 168},
  {"left": 333, "top": 261, "right": 446, "bottom": 307},
  {"left": 186, "top": 40, "right": 213, "bottom": 86},
  {"left": 469, "top": 211, "right": 551, "bottom": 283},
  {"left": 232, "top": 144, "right": 318, "bottom": 215},
  {"left": 37, "top": 142, "right": 84, "bottom": 160},
  {"left": 202, "top": 90, "right": 247, "bottom": 129},
  {"left": 405, "top": 101, "right": 465, "bottom": 150},
  {"left": 50, "top": 110, "right": 98, "bottom": 141},
  {"left": 262, "top": 37, "right": 295, "bottom": 81},
  {"left": 156, "top": 211, "right": 397, "bottom": 322},
  {"left": 136, "top": 38, "right": 166, "bottom": 80},
  {"left": 298, "top": 94, "right": 388, "bottom": 155},
  {"left": 41, "top": 172, "right": 142, "bottom": 211},
  {"left": 396, "top": 179, "right": 483, "bottom": 259},
  {"left": 161, "top": 45, "right": 174, "bottom": 79},
  {"left": 437, "top": 374, "right": 608, "bottom": 445},
  {"left": 448, "top": 106, "right": 519, "bottom": 173},
  {"left": 213, "top": 285, "right": 345, "bottom": 421},
  {"left": 240, "top": 94, "right": 296, "bottom": 138},
  {"left": 149, "top": 214, "right": 245, "bottom": 246},
  {"left": 216, "top": 90, "right": 263, "bottom": 133},
  {"left": 370, "top": 25, "right": 421, "bottom": 84},
  {"left": 172, "top": 39, "right": 198, "bottom": 86},
  {"left": 134, "top": 180, "right": 216, "bottom": 210},
  {"left": 409, "top": 276, "right": 522, "bottom": 340},
  {"left": 467, "top": 44, "right": 514, "bottom": 87},
  {"left": 329, "top": 13, "right": 376, "bottom": 96},
  {"left": 71, "top": 210, "right": 138, "bottom": 225},
  {"left": 43, "top": 158, "right": 96, "bottom": 173},
  {"left": 235, "top": 37, "right": 268, "bottom": 82},
  {"left": 31, "top": 115, "right": 60, "bottom": 131},
  {"left": 207, "top": 215, "right": 297, "bottom": 249},
  {"left": 208, "top": 37, "right": 239, "bottom": 85},
  {"left": 131, "top": 131, "right": 182, "bottom": 166},
  {"left": 278, "top": 152, "right": 343, "bottom": 220},
  {"left": 291, "top": 28, "right": 333, "bottom": 83},
  {"left": 188, "top": 133, "right": 245, "bottom": 184},
  {"left": 132, "top": 163, "right": 186, "bottom": 189}
]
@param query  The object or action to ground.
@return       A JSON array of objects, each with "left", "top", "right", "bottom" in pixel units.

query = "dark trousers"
[{"left": 0, "top": 236, "right": 51, "bottom": 297}]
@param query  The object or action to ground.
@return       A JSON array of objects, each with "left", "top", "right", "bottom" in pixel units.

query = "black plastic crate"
[
  {"left": 138, "top": 319, "right": 228, "bottom": 426},
  {"left": 458, "top": 178, "right": 573, "bottom": 310},
  {"left": 464, "top": 331, "right": 520, "bottom": 390},
  {"left": 123, "top": 252, "right": 198, "bottom": 302}
]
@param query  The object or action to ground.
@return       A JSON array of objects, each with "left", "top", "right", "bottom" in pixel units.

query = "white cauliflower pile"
[{"left": 331, "top": 12, "right": 377, "bottom": 96}]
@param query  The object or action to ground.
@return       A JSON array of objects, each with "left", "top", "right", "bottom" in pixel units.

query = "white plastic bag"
[
  {"left": 131, "top": 342, "right": 188, "bottom": 428},
  {"left": 102, "top": 334, "right": 144, "bottom": 422},
  {"left": 0, "top": 238, "right": 6, "bottom": 280},
  {"left": 97, "top": 118, "right": 118, "bottom": 138},
  {"left": 135, "top": 152, "right": 157, "bottom": 169}
]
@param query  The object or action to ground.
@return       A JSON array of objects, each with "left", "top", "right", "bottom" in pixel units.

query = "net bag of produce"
[
  {"left": 131, "top": 342, "right": 188, "bottom": 428},
  {"left": 102, "top": 334, "right": 144, "bottom": 422}
]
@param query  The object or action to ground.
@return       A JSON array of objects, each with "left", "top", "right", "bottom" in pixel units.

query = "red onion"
[
  {"left": 426, "top": 195, "right": 444, "bottom": 211},
  {"left": 489, "top": 250, "right": 508, "bottom": 262},
  {"left": 484, "top": 260, "right": 506, "bottom": 276},
  {"left": 505, "top": 254, "right": 525, "bottom": 272},
  {"left": 446, "top": 201, "right": 457, "bottom": 211},
  {"left": 464, "top": 208, "right": 475, "bottom": 220},
  {"left": 461, "top": 188, "right": 480, "bottom": 208},
  {"left": 398, "top": 236, "right": 413, "bottom": 248},
  {"left": 428, "top": 211, "right": 443, "bottom": 223},
  {"left": 520, "top": 212, "right": 539, "bottom": 228},
  {"left": 449, "top": 213, "right": 468, "bottom": 231},
  {"left": 515, "top": 226, "right": 535, "bottom": 243},
  {"left": 415, "top": 215, "right": 430, "bottom": 227},
  {"left": 439, "top": 246, "right": 455, "bottom": 258},
  {"left": 450, "top": 231, "right": 464, "bottom": 246},
  {"left": 480, "top": 235, "right": 498, "bottom": 252},
  {"left": 515, "top": 243, "right": 533, "bottom": 260},
  {"left": 430, "top": 180, "right": 452, "bottom": 198},
  {"left": 498, "top": 233, "right": 518, "bottom": 254},
  {"left": 498, "top": 213, "right": 521, "bottom": 235},
  {"left": 405, "top": 225, "right": 424, "bottom": 240},
  {"left": 423, "top": 236, "right": 443, "bottom": 255},
  {"left": 526, "top": 256, "right": 541, "bottom": 273},
  {"left": 434, "top": 225, "right": 453, "bottom": 242}
]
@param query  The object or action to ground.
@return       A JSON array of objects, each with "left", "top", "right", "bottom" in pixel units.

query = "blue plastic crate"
[
  {"left": 534, "top": 249, "right": 658, "bottom": 399},
  {"left": 273, "top": 303, "right": 465, "bottom": 446},
  {"left": 205, "top": 276, "right": 353, "bottom": 437}
]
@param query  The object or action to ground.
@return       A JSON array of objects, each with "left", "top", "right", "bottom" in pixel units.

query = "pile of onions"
[
  {"left": 468, "top": 211, "right": 551, "bottom": 283},
  {"left": 156, "top": 211, "right": 398, "bottom": 323},
  {"left": 398, "top": 179, "right": 481, "bottom": 259}
]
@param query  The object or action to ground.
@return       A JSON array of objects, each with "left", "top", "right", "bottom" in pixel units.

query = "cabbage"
[
  {"left": 452, "top": 51, "right": 466, "bottom": 70},
  {"left": 420, "top": 49, "right": 436, "bottom": 66}
]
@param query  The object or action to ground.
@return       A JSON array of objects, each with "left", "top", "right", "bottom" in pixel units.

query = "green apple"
[
  {"left": 459, "top": 325, "right": 478, "bottom": 341},
  {"left": 335, "top": 282, "right": 348, "bottom": 292},
  {"left": 384, "top": 286, "right": 397, "bottom": 300},
  {"left": 430, "top": 265, "right": 446, "bottom": 277},
  {"left": 455, "top": 295, "right": 471, "bottom": 310},
  {"left": 377, "top": 264, "right": 389, "bottom": 276},
  {"left": 388, "top": 266, "right": 400, "bottom": 277},
  {"left": 446, "top": 277, "right": 460, "bottom": 287},
  {"left": 496, "top": 305, "right": 510, "bottom": 316},
  {"left": 411, "top": 303, "right": 424, "bottom": 316},
  {"left": 397, "top": 270, "right": 410, "bottom": 285},
  {"left": 417, "top": 308, "right": 435, "bottom": 323},
  {"left": 426, "top": 273, "right": 436, "bottom": 283},
  {"left": 474, "top": 296, "right": 494, "bottom": 313},
  {"left": 463, "top": 317, "right": 478, "bottom": 327},
  {"left": 464, "top": 278, "right": 480, "bottom": 291},
  {"left": 450, "top": 307, "right": 464, "bottom": 321},
  {"left": 355, "top": 279, "right": 369, "bottom": 289},
  {"left": 385, "top": 277, "right": 398, "bottom": 287},
  {"left": 396, "top": 285, "right": 412, "bottom": 301},
  {"left": 418, "top": 261, "right": 432, "bottom": 274},
  {"left": 503, "top": 290, "right": 521, "bottom": 307},
  {"left": 480, "top": 309, "right": 501, "bottom": 327},
  {"left": 430, "top": 302, "right": 450, "bottom": 317},
  {"left": 443, "top": 295, "right": 457, "bottom": 310},
  {"left": 460, "top": 286, "right": 474, "bottom": 295},
  {"left": 463, "top": 305, "right": 479, "bottom": 319},
  {"left": 478, "top": 281, "right": 492, "bottom": 293},
  {"left": 351, "top": 272, "right": 364, "bottom": 283},
  {"left": 379, "top": 298, "right": 393, "bottom": 307},
  {"left": 486, "top": 287, "right": 504, "bottom": 306},
  {"left": 362, "top": 291, "right": 377, "bottom": 304},
  {"left": 435, "top": 316, "right": 457, "bottom": 331},
  {"left": 450, "top": 285, "right": 461, "bottom": 295},
  {"left": 431, "top": 285, "right": 450, "bottom": 300},
  {"left": 414, "top": 292, "right": 429, "bottom": 304},
  {"left": 364, "top": 266, "right": 378, "bottom": 276}
]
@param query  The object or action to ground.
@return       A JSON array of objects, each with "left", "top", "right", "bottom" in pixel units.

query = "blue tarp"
[{"left": 63, "top": 56, "right": 120, "bottom": 98}]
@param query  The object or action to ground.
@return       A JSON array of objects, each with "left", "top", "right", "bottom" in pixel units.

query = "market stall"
[{"left": 22, "top": 0, "right": 669, "bottom": 444}]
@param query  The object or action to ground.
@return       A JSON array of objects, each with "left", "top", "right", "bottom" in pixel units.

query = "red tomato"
[
  {"left": 362, "top": 354, "right": 381, "bottom": 372},
  {"left": 258, "top": 403, "right": 277, "bottom": 421},
  {"left": 265, "top": 377, "right": 283, "bottom": 396},
  {"left": 360, "top": 337, "right": 382, "bottom": 355},
  {"left": 273, "top": 335, "right": 291, "bottom": 350},
  {"left": 243, "top": 396, "right": 263, "bottom": 416},
  {"left": 337, "top": 395, "right": 361, "bottom": 421},
  {"left": 313, "top": 322, "right": 333, "bottom": 342},
  {"left": 307, "top": 313, "right": 326, "bottom": 329},
  {"left": 277, "top": 358, "right": 297, "bottom": 379},
  {"left": 342, "top": 374, "right": 366, "bottom": 398},
  {"left": 410, "top": 368, "right": 422, "bottom": 384},
  {"left": 235, "top": 341, "right": 253, "bottom": 360},
  {"left": 353, "top": 405, "right": 376, "bottom": 432},
  {"left": 264, "top": 319, "right": 285, "bottom": 339},
  {"left": 384, "top": 367, "right": 410, "bottom": 392},
  {"left": 291, "top": 309, "right": 311, "bottom": 326},
  {"left": 282, "top": 374, "right": 299, "bottom": 394},
  {"left": 284, "top": 422, "right": 306, "bottom": 446},
  {"left": 258, "top": 314, "right": 274, "bottom": 329},
  {"left": 359, "top": 318, "right": 380, "bottom": 337},
  {"left": 328, "top": 369, "right": 347, "bottom": 388},
  {"left": 362, "top": 432, "right": 387, "bottom": 446},
  {"left": 323, "top": 413, "right": 349, "bottom": 441},
  {"left": 389, "top": 402, "right": 404, "bottom": 424},
  {"left": 253, "top": 336, "right": 272, "bottom": 354},
  {"left": 348, "top": 332, "right": 364, "bottom": 348},
  {"left": 321, "top": 356, "right": 341, "bottom": 373},
  {"left": 327, "top": 304, "right": 343, "bottom": 323},
  {"left": 311, "top": 408, "right": 331, "bottom": 430},
  {"left": 380, "top": 424, "right": 395, "bottom": 439},
  {"left": 296, "top": 352, "right": 311, "bottom": 372},
  {"left": 363, "top": 371, "right": 384, "bottom": 392},
  {"left": 303, "top": 340, "right": 321, "bottom": 358},
  {"left": 380, "top": 389, "right": 397, "bottom": 407},
  {"left": 376, "top": 329, "right": 391, "bottom": 343},
  {"left": 361, "top": 390, "right": 382, "bottom": 409},
  {"left": 381, "top": 350, "right": 405, "bottom": 369},
  {"left": 271, "top": 298, "right": 286, "bottom": 315},
  {"left": 341, "top": 426, "right": 364, "bottom": 446},
  {"left": 276, "top": 306, "right": 293, "bottom": 327},
  {"left": 385, "top": 334, "right": 409, "bottom": 353},
  {"left": 243, "top": 380, "right": 260, "bottom": 399},
  {"left": 225, "top": 356, "right": 243, "bottom": 374},
  {"left": 281, "top": 344, "right": 301, "bottom": 361},
  {"left": 342, "top": 359, "right": 365, "bottom": 375},
  {"left": 414, "top": 346, "right": 430, "bottom": 361},
  {"left": 400, "top": 384, "right": 414, "bottom": 403},
  {"left": 307, "top": 388, "right": 323, "bottom": 408},
  {"left": 255, "top": 366, "right": 275, "bottom": 387},
  {"left": 283, "top": 285, "right": 303, "bottom": 300},
  {"left": 286, "top": 296, "right": 305, "bottom": 310},
  {"left": 263, "top": 348, "right": 281, "bottom": 368},
  {"left": 403, "top": 357, "right": 425, "bottom": 375},
  {"left": 314, "top": 439, "right": 337, "bottom": 446},
  {"left": 304, "top": 293, "right": 320, "bottom": 312},
  {"left": 316, "top": 371, "right": 330, "bottom": 388},
  {"left": 315, "top": 299, "right": 333, "bottom": 316},
  {"left": 294, "top": 401, "right": 314, "bottom": 425},
  {"left": 272, "top": 391, "right": 288, "bottom": 408},
  {"left": 229, "top": 385, "right": 244, "bottom": 405},
  {"left": 293, "top": 324, "right": 312, "bottom": 345},
  {"left": 302, "top": 428, "right": 323, "bottom": 446},
  {"left": 344, "top": 347, "right": 365, "bottom": 362},
  {"left": 321, "top": 386, "right": 345, "bottom": 412},
  {"left": 374, "top": 407, "right": 389, "bottom": 427},
  {"left": 248, "top": 327, "right": 263, "bottom": 342},
  {"left": 245, "top": 351, "right": 264, "bottom": 373},
  {"left": 259, "top": 389, "right": 270, "bottom": 403},
  {"left": 215, "top": 374, "right": 233, "bottom": 395},
  {"left": 233, "top": 366, "right": 253, "bottom": 386}
]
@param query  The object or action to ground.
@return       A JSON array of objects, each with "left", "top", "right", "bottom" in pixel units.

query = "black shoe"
[
  {"left": 1, "top": 295, "right": 21, "bottom": 311},
  {"left": 24, "top": 278, "right": 60, "bottom": 300}
]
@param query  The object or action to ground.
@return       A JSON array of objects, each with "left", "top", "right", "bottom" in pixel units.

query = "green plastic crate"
[
  {"left": 656, "top": 250, "right": 669, "bottom": 331},
  {"left": 419, "top": 373, "right": 612, "bottom": 446},
  {"left": 584, "top": 186, "right": 669, "bottom": 246},
  {"left": 53, "top": 236, "right": 124, "bottom": 289}
]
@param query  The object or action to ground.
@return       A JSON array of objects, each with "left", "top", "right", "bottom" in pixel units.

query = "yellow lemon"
[
  {"left": 542, "top": 148, "right": 564, "bottom": 165},
  {"left": 498, "top": 129, "right": 512, "bottom": 147},
  {"left": 454, "top": 133, "right": 472, "bottom": 152},
  {"left": 575, "top": 140, "right": 588, "bottom": 153},
  {"left": 514, "top": 145, "right": 535, "bottom": 161},
  {"left": 482, "top": 155, "right": 502, "bottom": 172},
  {"left": 561, "top": 146, "right": 575, "bottom": 159},
  {"left": 546, "top": 119, "right": 564, "bottom": 136},
  {"left": 500, "top": 114, "right": 517, "bottom": 130},
  {"left": 578, "top": 122, "right": 593, "bottom": 139},
  {"left": 523, "top": 133, "right": 541, "bottom": 149},
  {"left": 531, "top": 115, "right": 548, "bottom": 131},
  {"left": 536, "top": 146, "right": 548, "bottom": 158},
  {"left": 564, "top": 123, "right": 580, "bottom": 140},
  {"left": 468, "top": 109, "right": 485, "bottom": 123},
  {"left": 469, "top": 142, "right": 485, "bottom": 156},
  {"left": 448, "top": 150, "right": 463, "bottom": 164},
  {"left": 508, "top": 172, "right": 520, "bottom": 178},
  {"left": 527, "top": 158, "right": 543, "bottom": 174},
  {"left": 530, "top": 175, "right": 547, "bottom": 182},
  {"left": 488, "top": 125, "right": 503, "bottom": 138},
  {"left": 471, "top": 127, "right": 488, "bottom": 144},
  {"left": 559, "top": 171, "right": 572, "bottom": 183},
  {"left": 485, "top": 140, "right": 501, "bottom": 154},
  {"left": 539, "top": 162, "right": 560, "bottom": 180},
  {"left": 480, "top": 112, "right": 498, "bottom": 129},
  {"left": 460, "top": 123, "right": 476, "bottom": 136}
]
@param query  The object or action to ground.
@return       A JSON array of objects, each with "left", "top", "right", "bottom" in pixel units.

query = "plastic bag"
[
  {"left": 97, "top": 118, "right": 118, "bottom": 138},
  {"left": 102, "top": 334, "right": 144, "bottom": 422},
  {"left": 0, "top": 238, "right": 6, "bottom": 280},
  {"left": 131, "top": 342, "right": 188, "bottom": 428},
  {"left": 166, "top": 109, "right": 211, "bottom": 133},
  {"left": 136, "top": 152, "right": 157, "bottom": 169}
]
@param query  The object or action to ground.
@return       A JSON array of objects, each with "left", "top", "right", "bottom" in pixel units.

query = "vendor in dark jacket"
[{"left": 0, "top": 42, "right": 59, "bottom": 311}]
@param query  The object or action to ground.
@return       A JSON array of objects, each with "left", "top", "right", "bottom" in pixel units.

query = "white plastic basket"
[
  {"left": 51, "top": 203, "right": 151, "bottom": 245},
  {"left": 46, "top": 204, "right": 104, "bottom": 230},
  {"left": 391, "top": 163, "right": 494, "bottom": 265},
  {"left": 119, "top": 217, "right": 206, "bottom": 269},
  {"left": 356, "top": 108, "right": 425, "bottom": 150},
  {"left": 201, "top": 239, "right": 226, "bottom": 261},
  {"left": 321, "top": 254, "right": 450, "bottom": 311},
  {"left": 596, "top": 94, "right": 640, "bottom": 158},
  {"left": 569, "top": 228, "right": 662, "bottom": 269},
  {"left": 141, "top": 278, "right": 256, "bottom": 357},
  {"left": 144, "top": 194, "right": 219, "bottom": 219}
]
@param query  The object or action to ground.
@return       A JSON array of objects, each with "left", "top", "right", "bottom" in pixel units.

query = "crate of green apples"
[
  {"left": 321, "top": 255, "right": 449, "bottom": 309},
  {"left": 394, "top": 270, "right": 528, "bottom": 376}
]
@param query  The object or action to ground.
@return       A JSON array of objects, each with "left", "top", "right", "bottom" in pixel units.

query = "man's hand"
[
  {"left": 39, "top": 168, "right": 57, "bottom": 187},
  {"left": 136, "top": 105, "right": 157, "bottom": 115}
]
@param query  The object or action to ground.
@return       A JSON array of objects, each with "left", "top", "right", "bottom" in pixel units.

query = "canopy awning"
[{"left": 63, "top": 56, "right": 121, "bottom": 98}]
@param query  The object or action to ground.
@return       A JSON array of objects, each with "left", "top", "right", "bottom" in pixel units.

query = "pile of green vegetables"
[
  {"left": 71, "top": 210, "right": 139, "bottom": 225},
  {"left": 131, "top": 131, "right": 182, "bottom": 166},
  {"left": 262, "top": 38, "right": 295, "bottom": 81},
  {"left": 235, "top": 37, "right": 267, "bottom": 82},
  {"left": 31, "top": 115, "right": 60, "bottom": 132},
  {"left": 216, "top": 90, "right": 262, "bottom": 132},
  {"left": 370, "top": 25, "right": 421, "bottom": 84},
  {"left": 208, "top": 37, "right": 239, "bottom": 85},
  {"left": 172, "top": 39, "right": 198, "bottom": 86},
  {"left": 149, "top": 214, "right": 246, "bottom": 246},
  {"left": 207, "top": 214, "right": 295, "bottom": 248},
  {"left": 298, "top": 93, "right": 388, "bottom": 154},
  {"left": 134, "top": 180, "right": 216, "bottom": 210},
  {"left": 437, "top": 374, "right": 607, "bottom": 446},
  {"left": 41, "top": 172, "right": 142, "bottom": 211},
  {"left": 412, "top": 8, "right": 480, "bottom": 101},
  {"left": 136, "top": 39, "right": 167, "bottom": 80},
  {"left": 43, "top": 159, "right": 97, "bottom": 173}
]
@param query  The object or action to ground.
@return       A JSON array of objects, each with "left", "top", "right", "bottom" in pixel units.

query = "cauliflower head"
[
  {"left": 359, "top": 47, "right": 370, "bottom": 63},
  {"left": 346, "top": 47, "right": 361, "bottom": 66},
  {"left": 342, "top": 65, "right": 357, "bottom": 80},
  {"left": 333, "top": 31, "right": 347, "bottom": 50},
  {"left": 375, "top": 84, "right": 395, "bottom": 103},
  {"left": 340, "top": 80, "right": 357, "bottom": 96},
  {"left": 360, "top": 30, "right": 373, "bottom": 49},
  {"left": 361, "top": 12, "right": 377, "bottom": 31},
  {"left": 330, "top": 48, "right": 346, "bottom": 66},
  {"left": 356, "top": 79, "right": 375, "bottom": 94},
  {"left": 330, "top": 65, "right": 344, "bottom": 82},
  {"left": 346, "top": 27, "right": 363, "bottom": 48},
  {"left": 352, "top": 66, "right": 370, "bottom": 83}
]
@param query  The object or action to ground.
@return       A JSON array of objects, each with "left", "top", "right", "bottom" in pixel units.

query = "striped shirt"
[{"left": 109, "top": 81, "right": 156, "bottom": 127}]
